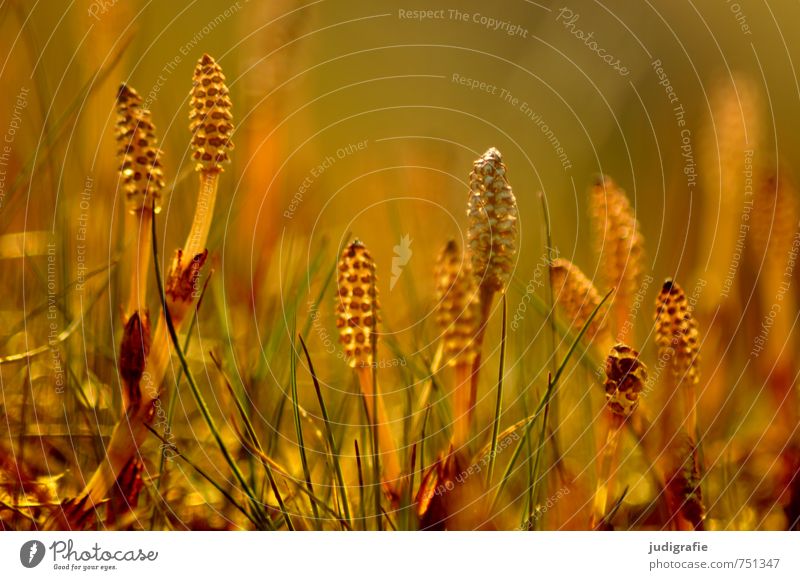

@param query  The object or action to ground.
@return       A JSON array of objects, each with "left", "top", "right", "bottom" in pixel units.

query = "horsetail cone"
[
  {"left": 550, "top": 258, "right": 608, "bottom": 345},
  {"left": 655, "top": 279, "right": 700, "bottom": 387},
  {"left": 189, "top": 54, "right": 234, "bottom": 173},
  {"left": 589, "top": 175, "right": 644, "bottom": 337},
  {"left": 604, "top": 343, "right": 647, "bottom": 417},
  {"left": 336, "top": 240, "right": 380, "bottom": 368},
  {"left": 116, "top": 84, "right": 164, "bottom": 213},
  {"left": 467, "top": 147, "right": 518, "bottom": 294},
  {"left": 435, "top": 240, "right": 480, "bottom": 366}
]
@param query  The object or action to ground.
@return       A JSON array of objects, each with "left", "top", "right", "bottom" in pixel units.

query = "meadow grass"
[{"left": 1, "top": 35, "right": 799, "bottom": 533}]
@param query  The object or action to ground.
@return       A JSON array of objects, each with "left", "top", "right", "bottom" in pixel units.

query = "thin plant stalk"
[
  {"left": 355, "top": 368, "right": 402, "bottom": 488},
  {"left": 149, "top": 305, "right": 199, "bottom": 530},
  {"left": 356, "top": 367, "right": 387, "bottom": 531},
  {"left": 490, "top": 289, "right": 613, "bottom": 510},
  {"left": 537, "top": 191, "right": 561, "bottom": 498},
  {"left": 150, "top": 214, "right": 268, "bottom": 529},
  {"left": 125, "top": 209, "right": 153, "bottom": 317},
  {"left": 486, "top": 295, "right": 508, "bottom": 486},
  {"left": 451, "top": 363, "right": 472, "bottom": 450},
  {"left": 241, "top": 440, "right": 351, "bottom": 529},
  {"left": 355, "top": 440, "right": 366, "bottom": 530},
  {"left": 183, "top": 171, "right": 219, "bottom": 261},
  {"left": 298, "top": 335, "right": 352, "bottom": 528},
  {"left": 469, "top": 286, "right": 495, "bottom": 422},
  {"left": 685, "top": 384, "right": 698, "bottom": 443},
  {"left": 150, "top": 272, "right": 213, "bottom": 530},
  {"left": 209, "top": 352, "right": 294, "bottom": 530},
  {"left": 289, "top": 325, "right": 321, "bottom": 528},
  {"left": 467, "top": 148, "right": 518, "bottom": 425},
  {"left": 418, "top": 404, "right": 432, "bottom": 487}
]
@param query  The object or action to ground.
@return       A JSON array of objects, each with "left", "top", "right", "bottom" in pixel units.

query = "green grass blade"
[
  {"left": 0, "top": 258, "right": 115, "bottom": 350},
  {"left": 150, "top": 209, "right": 269, "bottom": 529},
  {"left": 209, "top": 352, "right": 295, "bottom": 530},
  {"left": 298, "top": 335, "right": 352, "bottom": 527},
  {"left": 149, "top": 307, "right": 199, "bottom": 530},
  {"left": 418, "top": 404, "right": 432, "bottom": 480},
  {"left": 290, "top": 319, "right": 320, "bottom": 528},
  {"left": 528, "top": 385, "right": 552, "bottom": 530},
  {"left": 238, "top": 434, "right": 351, "bottom": 529},
  {"left": 490, "top": 288, "right": 613, "bottom": 511},
  {"left": 354, "top": 439, "right": 366, "bottom": 530}
]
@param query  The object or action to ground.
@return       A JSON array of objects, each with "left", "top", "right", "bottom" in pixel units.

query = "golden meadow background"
[{"left": 1, "top": 0, "right": 799, "bottom": 529}]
